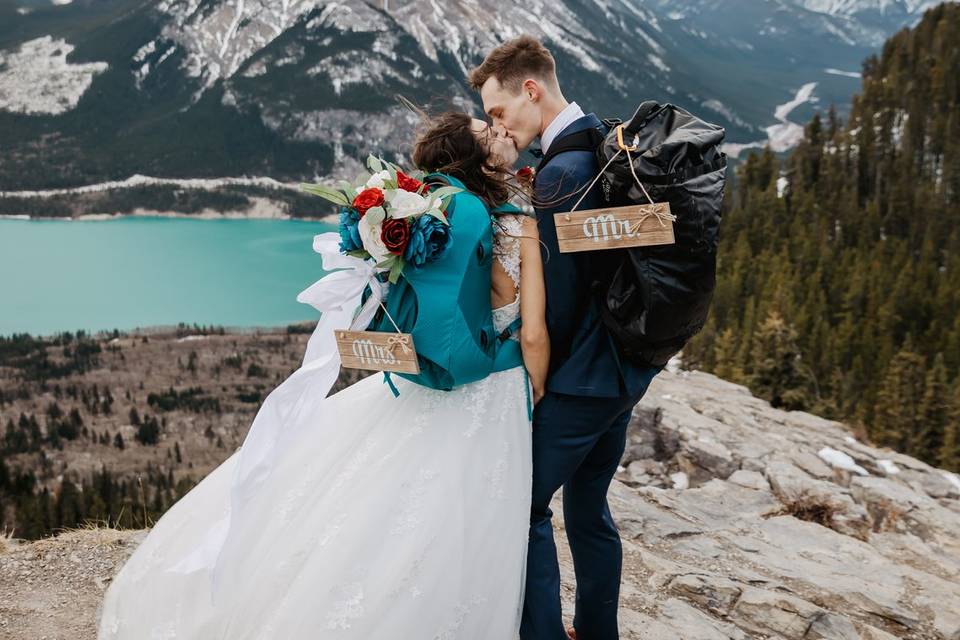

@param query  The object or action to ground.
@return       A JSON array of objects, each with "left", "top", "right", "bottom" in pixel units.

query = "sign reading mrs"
[
  {"left": 336, "top": 330, "right": 421, "bottom": 374},
  {"left": 555, "top": 203, "right": 677, "bottom": 253},
  {"left": 352, "top": 338, "right": 398, "bottom": 366}
]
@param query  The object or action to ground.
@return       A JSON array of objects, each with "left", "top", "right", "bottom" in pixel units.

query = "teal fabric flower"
[
  {"left": 404, "top": 215, "right": 452, "bottom": 267},
  {"left": 338, "top": 207, "right": 363, "bottom": 253}
]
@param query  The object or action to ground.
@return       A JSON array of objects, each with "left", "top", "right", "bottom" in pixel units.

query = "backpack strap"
[
  {"left": 623, "top": 101, "right": 664, "bottom": 136},
  {"left": 497, "top": 315, "right": 523, "bottom": 343},
  {"left": 490, "top": 202, "right": 523, "bottom": 215},
  {"left": 536, "top": 127, "right": 605, "bottom": 173}
]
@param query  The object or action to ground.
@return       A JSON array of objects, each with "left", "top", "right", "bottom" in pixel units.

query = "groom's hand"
[{"left": 533, "top": 385, "right": 545, "bottom": 405}]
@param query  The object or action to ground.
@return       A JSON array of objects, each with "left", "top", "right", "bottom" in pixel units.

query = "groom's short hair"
[{"left": 468, "top": 35, "right": 558, "bottom": 94}]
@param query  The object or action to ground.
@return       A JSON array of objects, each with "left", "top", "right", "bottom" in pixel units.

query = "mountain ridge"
[{"left": 0, "top": 0, "right": 953, "bottom": 201}]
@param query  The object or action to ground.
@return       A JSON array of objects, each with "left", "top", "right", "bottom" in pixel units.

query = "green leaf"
[
  {"left": 427, "top": 209, "right": 450, "bottom": 225},
  {"left": 365, "top": 206, "right": 386, "bottom": 225},
  {"left": 367, "top": 155, "right": 384, "bottom": 173},
  {"left": 299, "top": 183, "right": 350, "bottom": 206},
  {"left": 428, "top": 186, "right": 462, "bottom": 201},
  {"left": 388, "top": 257, "right": 405, "bottom": 284},
  {"left": 337, "top": 181, "right": 358, "bottom": 202},
  {"left": 346, "top": 249, "right": 371, "bottom": 259}
]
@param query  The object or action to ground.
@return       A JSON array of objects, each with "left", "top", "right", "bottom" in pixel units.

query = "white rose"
[
  {"left": 358, "top": 215, "right": 391, "bottom": 263},
  {"left": 364, "top": 170, "right": 390, "bottom": 189},
  {"left": 388, "top": 189, "right": 431, "bottom": 218}
]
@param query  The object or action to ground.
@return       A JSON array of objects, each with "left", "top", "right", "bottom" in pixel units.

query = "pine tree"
[
  {"left": 713, "top": 326, "right": 744, "bottom": 383},
  {"left": 748, "top": 310, "right": 814, "bottom": 410},
  {"left": 873, "top": 347, "right": 927, "bottom": 452},
  {"left": 939, "top": 378, "right": 960, "bottom": 471},
  {"left": 916, "top": 353, "right": 950, "bottom": 462}
]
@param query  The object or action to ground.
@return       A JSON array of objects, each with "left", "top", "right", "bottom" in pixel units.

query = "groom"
[{"left": 470, "top": 36, "right": 664, "bottom": 640}]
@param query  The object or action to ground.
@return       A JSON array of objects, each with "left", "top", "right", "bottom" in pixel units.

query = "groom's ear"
[{"left": 522, "top": 79, "right": 546, "bottom": 104}]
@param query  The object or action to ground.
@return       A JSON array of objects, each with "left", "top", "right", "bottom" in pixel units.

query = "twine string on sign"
[
  {"left": 376, "top": 300, "right": 415, "bottom": 356},
  {"left": 386, "top": 334, "right": 413, "bottom": 355},
  {"left": 566, "top": 125, "right": 663, "bottom": 220}
]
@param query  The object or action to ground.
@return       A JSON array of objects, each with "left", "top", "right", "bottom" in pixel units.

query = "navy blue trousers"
[{"left": 519, "top": 365, "right": 662, "bottom": 640}]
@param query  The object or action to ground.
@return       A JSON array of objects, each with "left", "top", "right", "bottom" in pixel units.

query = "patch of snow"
[
  {"left": 942, "top": 471, "right": 960, "bottom": 492},
  {"left": 844, "top": 435, "right": 858, "bottom": 444},
  {"left": 701, "top": 99, "right": 752, "bottom": 130},
  {"left": 818, "top": 446, "right": 869, "bottom": 476},
  {"left": 176, "top": 335, "right": 209, "bottom": 342},
  {"left": 777, "top": 176, "right": 789, "bottom": 198},
  {"left": 877, "top": 459, "right": 901, "bottom": 474},
  {"left": 774, "top": 82, "right": 818, "bottom": 121},
  {"left": 0, "top": 174, "right": 302, "bottom": 199},
  {"left": 763, "top": 82, "right": 819, "bottom": 152},
  {"left": 891, "top": 110, "right": 908, "bottom": 145},
  {"left": 670, "top": 472, "right": 689, "bottom": 490},
  {"left": 825, "top": 67, "right": 861, "bottom": 78},
  {"left": 646, "top": 53, "right": 670, "bottom": 73},
  {"left": 798, "top": 0, "right": 942, "bottom": 17},
  {"left": 666, "top": 352, "right": 683, "bottom": 374},
  {"left": 721, "top": 141, "right": 767, "bottom": 159},
  {"left": 0, "top": 36, "right": 108, "bottom": 115},
  {"left": 51, "top": 0, "right": 73, "bottom": 4}
]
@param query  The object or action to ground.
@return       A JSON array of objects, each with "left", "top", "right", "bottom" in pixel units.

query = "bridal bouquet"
[{"left": 300, "top": 155, "right": 461, "bottom": 283}]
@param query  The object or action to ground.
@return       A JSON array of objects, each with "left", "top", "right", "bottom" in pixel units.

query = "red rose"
[
  {"left": 381, "top": 218, "right": 410, "bottom": 255},
  {"left": 352, "top": 188, "right": 385, "bottom": 216},
  {"left": 396, "top": 171, "right": 424, "bottom": 193},
  {"left": 515, "top": 166, "right": 535, "bottom": 187}
]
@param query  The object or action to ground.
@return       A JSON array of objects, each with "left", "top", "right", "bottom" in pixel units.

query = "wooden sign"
[
  {"left": 555, "top": 203, "right": 676, "bottom": 253},
  {"left": 336, "top": 330, "right": 420, "bottom": 374}
]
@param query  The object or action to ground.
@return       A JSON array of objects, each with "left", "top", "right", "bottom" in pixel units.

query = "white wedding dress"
[{"left": 97, "top": 215, "right": 533, "bottom": 639}]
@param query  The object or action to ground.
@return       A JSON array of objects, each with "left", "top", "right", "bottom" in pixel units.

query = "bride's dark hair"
[{"left": 411, "top": 111, "right": 521, "bottom": 210}]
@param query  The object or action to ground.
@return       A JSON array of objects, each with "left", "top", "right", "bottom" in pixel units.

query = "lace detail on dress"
[
  {"left": 326, "top": 582, "right": 366, "bottom": 630},
  {"left": 493, "top": 214, "right": 523, "bottom": 290},
  {"left": 492, "top": 213, "right": 524, "bottom": 339}
]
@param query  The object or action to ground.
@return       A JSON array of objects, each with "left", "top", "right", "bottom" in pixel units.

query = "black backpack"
[{"left": 538, "top": 101, "right": 727, "bottom": 367}]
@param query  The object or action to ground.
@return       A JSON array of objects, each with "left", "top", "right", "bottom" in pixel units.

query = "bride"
[{"left": 96, "top": 112, "right": 548, "bottom": 639}]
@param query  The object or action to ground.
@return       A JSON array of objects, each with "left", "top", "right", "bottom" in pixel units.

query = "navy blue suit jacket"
[{"left": 533, "top": 113, "right": 652, "bottom": 399}]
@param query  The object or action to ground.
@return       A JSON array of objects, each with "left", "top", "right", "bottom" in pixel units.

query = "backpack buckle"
[{"left": 616, "top": 125, "right": 638, "bottom": 152}]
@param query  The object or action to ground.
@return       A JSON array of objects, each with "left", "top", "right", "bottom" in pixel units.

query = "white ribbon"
[
  {"left": 296, "top": 232, "right": 390, "bottom": 370},
  {"left": 165, "top": 232, "right": 388, "bottom": 604}
]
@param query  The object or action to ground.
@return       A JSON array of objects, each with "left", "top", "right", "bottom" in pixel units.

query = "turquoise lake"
[{"left": 0, "top": 217, "right": 337, "bottom": 338}]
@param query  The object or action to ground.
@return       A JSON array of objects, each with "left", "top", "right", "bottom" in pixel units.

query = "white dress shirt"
[{"left": 539, "top": 101, "right": 586, "bottom": 155}]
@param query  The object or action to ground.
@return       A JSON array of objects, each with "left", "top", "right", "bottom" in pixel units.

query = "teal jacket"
[{"left": 365, "top": 174, "right": 525, "bottom": 393}]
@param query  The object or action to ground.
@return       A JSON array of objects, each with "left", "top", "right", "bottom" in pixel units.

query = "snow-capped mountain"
[
  {"left": 796, "top": 0, "right": 942, "bottom": 17},
  {"left": 0, "top": 0, "right": 952, "bottom": 193}
]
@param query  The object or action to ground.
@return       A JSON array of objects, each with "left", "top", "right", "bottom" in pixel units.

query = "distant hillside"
[{"left": 683, "top": 3, "right": 960, "bottom": 470}]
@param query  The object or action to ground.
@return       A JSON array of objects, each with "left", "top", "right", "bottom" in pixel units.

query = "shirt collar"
[{"left": 540, "top": 101, "right": 585, "bottom": 155}]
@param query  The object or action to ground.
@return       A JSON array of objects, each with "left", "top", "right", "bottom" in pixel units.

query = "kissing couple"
[{"left": 98, "top": 34, "right": 666, "bottom": 640}]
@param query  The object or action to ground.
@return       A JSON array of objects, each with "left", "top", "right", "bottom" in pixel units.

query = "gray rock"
[
  {"left": 728, "top": 469, "right": 769, "bottom": 491},
  {"left": 806, "top": 612, "right": 862, "bottom": 640},
  {"left": 730, "top": 586, "right": 826, "bottom": 639},
  {"left": 668, "top": 573, "right": 742, "bottom": 615},
  {"left": 684, "top": 437, "right": 738, "bottom": 479}
]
